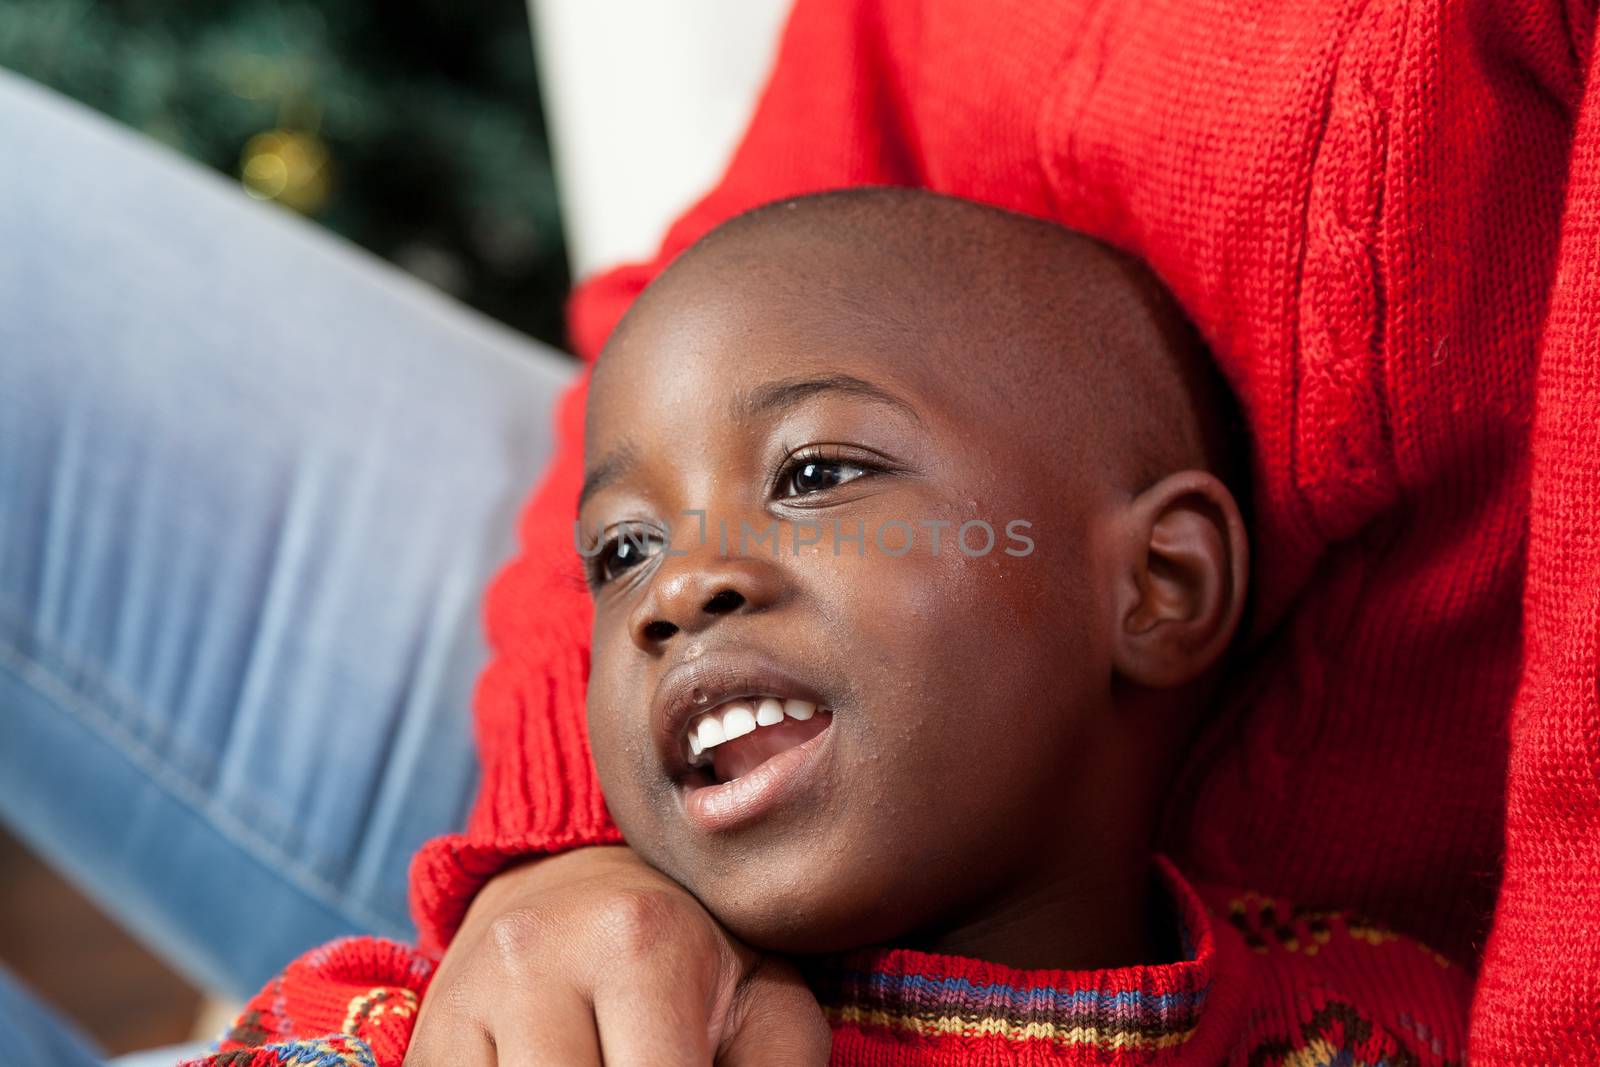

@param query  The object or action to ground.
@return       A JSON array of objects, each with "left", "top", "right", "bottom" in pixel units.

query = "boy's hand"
[{"left": 403, "top": 845, "right": 831, "bottom": 1066}]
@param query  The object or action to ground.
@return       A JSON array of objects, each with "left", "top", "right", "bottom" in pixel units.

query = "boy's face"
[{"left": 579, "top": 252, "right": 1123, "bottom": 955}]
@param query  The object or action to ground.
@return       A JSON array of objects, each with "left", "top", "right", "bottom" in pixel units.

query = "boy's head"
[{"left": 578, "top": 188, "right": 1248, "bottom": 968}]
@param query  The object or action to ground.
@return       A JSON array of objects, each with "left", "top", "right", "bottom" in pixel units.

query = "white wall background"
[{"left": 529, "top": 0, "right": 793, "bottom": 280}]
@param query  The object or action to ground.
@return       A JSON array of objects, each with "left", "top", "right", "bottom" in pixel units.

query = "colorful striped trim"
[
  {"left": 821, "top": 1003, "right": 1200, "bottom": 1050},
  {"left": 187, "top": 1034, "right": 378, "bottom": 1067},
  {"left": 804, "top": 857, "right": 1213, "bottom": 1053},
  {"left": 810, "top": 969, "right": 1206, "bottom": 1050}
]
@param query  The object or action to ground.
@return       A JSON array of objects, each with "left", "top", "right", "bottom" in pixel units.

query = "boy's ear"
[{"left": 1109, "top": 470, "right": 1248, "bottom": 688}]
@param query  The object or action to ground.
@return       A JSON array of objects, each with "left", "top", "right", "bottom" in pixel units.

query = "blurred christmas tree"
[{"left": 0, "top": 0, "right": 572, "bottom": 346}]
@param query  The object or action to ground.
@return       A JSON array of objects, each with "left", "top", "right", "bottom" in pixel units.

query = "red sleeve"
[
  {"left": 183, "top": 938, "right": 432, "bottom": 1067},
  {"left": 1470, "top": 30, "right": 1600, "bottom": 1064},
  {"left": 408, "top": 0, "right": 923, "bottom": 955}
]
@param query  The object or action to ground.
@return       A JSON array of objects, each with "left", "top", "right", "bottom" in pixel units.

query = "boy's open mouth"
[
  {"left": 683, "top": 697, "right": 834, "bottom": 783},
  {"left": 652, "top": 655, "right": 840, "bottom": 830}
]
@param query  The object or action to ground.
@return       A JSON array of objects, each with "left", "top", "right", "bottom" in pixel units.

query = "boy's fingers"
[
  {"left": 402, "top": 1011, "right": 496, "bottom": 1067},
  {"left": 403, "top": 985, "right": 602, "bottom": 1067},
  {"left": 512, "top": 991, "right": 605, "bottom": 1067},
  {"left": 590, "top": 900, "right": 733, "bottom": 1067},
  {"left": 592, "top": 976, "right": 716, "bottom": 1067},
  {"left": 716, "top": 961, "right": 832, "bottom": 1067}
]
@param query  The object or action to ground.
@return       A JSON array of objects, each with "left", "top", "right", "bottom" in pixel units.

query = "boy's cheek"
[{"left": 584, "top": 664, "right": 667, "bottom": 826}]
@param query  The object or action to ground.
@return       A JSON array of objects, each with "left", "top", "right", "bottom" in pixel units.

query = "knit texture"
[
  {"left": 1468, "top": 11, "right": 1600, "bottom": 1061},
  {"left": 197, "top": 861, "right": 1471, "bottom": 1066},
  {"left": 184, "top": 937, "right": 431, "bottom": 1067},
  {"left": 402, "top": 0, "right": 1600, "bottom": 1057}
]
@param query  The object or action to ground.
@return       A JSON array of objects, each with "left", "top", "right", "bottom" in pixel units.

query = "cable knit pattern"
[
  {"left": 399, "top": 0, "right": 1600, "bottom": 1056},
  {"left": 199, "top": 861, "right": 1470, "bottom": 1065}
]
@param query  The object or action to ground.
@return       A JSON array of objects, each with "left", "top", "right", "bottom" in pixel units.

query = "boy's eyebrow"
[
  {"left": 580, "top": 375, "right": 920, "bottom": 510},
  {"left": 579, "top": 441, "right": 638, "bottom": 512},
  {"left": 737, "top": 373, "right": 923, "bottom": 423}
]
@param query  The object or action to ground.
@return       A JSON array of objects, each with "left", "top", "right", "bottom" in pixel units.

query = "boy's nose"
[{"left": 628, "top": 552, "right": 782, "bottom": 650}]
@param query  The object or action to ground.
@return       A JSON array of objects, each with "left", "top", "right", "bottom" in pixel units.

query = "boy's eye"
[
  {"left": 594, "top": 526, "right": 665, "bottom": 584},
  {"left": 779, "top": 457, "right": 869, "bottom": 498},
  {"left": 588, "top": 453, "right": 879, "bottom": 587}
]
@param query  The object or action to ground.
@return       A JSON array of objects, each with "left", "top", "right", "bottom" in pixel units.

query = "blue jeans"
[{"left": 0, "top": 69, "right": 577, "bottom": 1063}]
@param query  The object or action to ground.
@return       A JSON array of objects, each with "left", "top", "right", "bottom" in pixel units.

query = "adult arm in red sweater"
[{"left": 1470, "top": 20, "right": 1600, "bottom": 1062}]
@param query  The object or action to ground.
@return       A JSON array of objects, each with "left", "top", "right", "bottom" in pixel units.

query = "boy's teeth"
[
  {"left": 722, "top": 703, "right": 758, "bottom": 740},
  {"left": 685, "top": 696, "right": 822, "bottom": 763},
  {"left": 696, "top": 715, "right": 726, "bottom": 750}
]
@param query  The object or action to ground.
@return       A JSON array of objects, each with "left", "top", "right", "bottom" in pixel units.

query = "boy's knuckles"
[
  {"left": 483, "top": 907, "right": 564, "bottom": 977},
  {"left": 586, "top": 886, "right": 707, "bottom": 961}
]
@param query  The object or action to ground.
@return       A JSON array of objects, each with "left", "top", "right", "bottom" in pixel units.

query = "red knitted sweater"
[
  {"left": 193, "top": 861, "right": 1472, "bottom": 1066},
  {"left": 395, "top": 0, "right": 1597, "bottom": 1060}
]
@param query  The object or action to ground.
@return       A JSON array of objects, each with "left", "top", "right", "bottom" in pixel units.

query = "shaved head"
[{"left": 605, "top": 187, "right": 1245, "bottom": 499}]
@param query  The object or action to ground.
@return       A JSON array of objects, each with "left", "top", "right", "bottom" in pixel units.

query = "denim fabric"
[{"left": 0, "top": 68, "right": 577, "bottom": 1061}]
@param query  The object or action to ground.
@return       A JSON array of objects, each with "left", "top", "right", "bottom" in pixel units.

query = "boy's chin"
[{"left": 692, "top": 879, "right": 917, "bottom": 958}]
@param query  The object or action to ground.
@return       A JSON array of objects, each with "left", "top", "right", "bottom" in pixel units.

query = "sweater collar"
[{"left": 801, "top": 857, "right": 1213, "bottom": 1059}]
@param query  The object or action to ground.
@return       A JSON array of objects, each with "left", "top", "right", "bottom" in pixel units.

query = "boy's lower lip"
[{"left": 678, "top": 723, "right": 832, "bottom": 832}]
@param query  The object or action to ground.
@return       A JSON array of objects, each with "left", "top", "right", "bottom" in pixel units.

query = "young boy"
[{"left": 192, "top": 189, "right": 1469, "bottom": 1066}]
